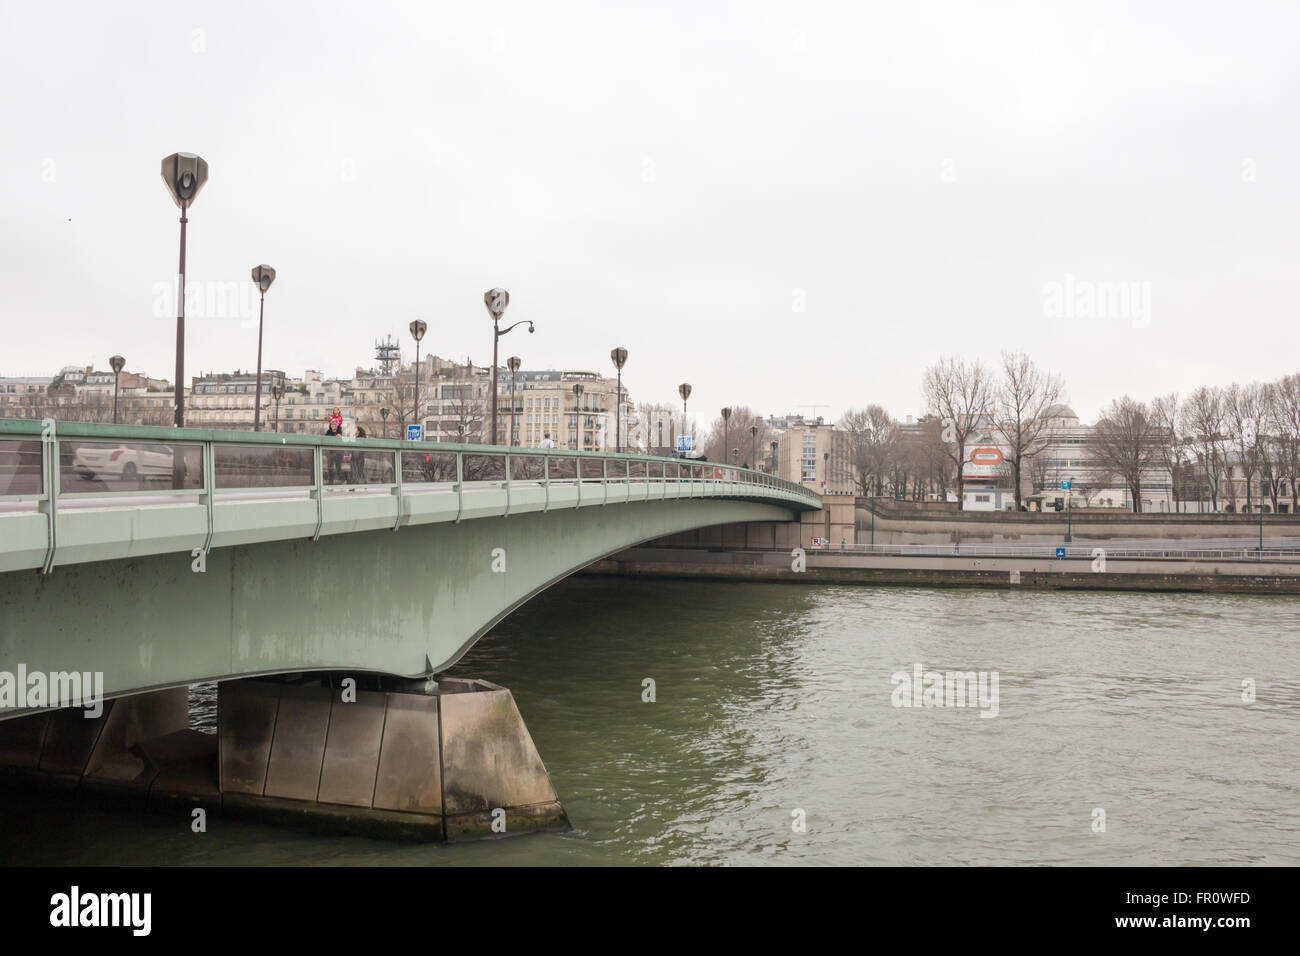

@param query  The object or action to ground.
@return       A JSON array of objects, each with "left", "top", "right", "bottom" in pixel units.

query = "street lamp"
[
  {"left": 571, "top": 383, "right": 585, "bottom": 450},
  {"left": 731, "top": 447, "right": 739, "bottom": 465},
  {"left": 109, "top": 355, "right": 125, "bottom": 424},
  {"left": 250, "top": 265, "right": 276, "bottom": 431},
  {"left": 380, "top": 405, "right": 389, "bottom": 439},
  {"left": 271, "top": 383, "right": 284, "bottom": 432},
  {"left": 823, "top": 451, "right": 830, "bottom": 492},
  {"left": 409, "top": 320, "right": 427, "bottom": 439},
  {"left": 160, "top": 152, "right": 209, "bottom": 427},
  {"left": 484, "top": 288, "right": 534, "bottom": 445},
  {"left": 610, "top": 347, "right": 628, "bottom": 453},
  {"left": 721, "top": 407, "right": 731, "bottom": 463},
  {"left": 770, "top": 439, "right": 778, "bottom": 475},
  {"left": 507, "top": 356, "right": 521, "bottom": 446},
  {"left": 678, "top": 383, "right": 692, "bottom": 454},
  {"left": 750, "top": 422, "right": 758, "bottom": 468}
]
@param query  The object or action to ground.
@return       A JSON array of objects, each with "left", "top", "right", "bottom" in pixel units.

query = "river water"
[{"left": 2, "top": 577, "right": 1297, "bottom": 865}]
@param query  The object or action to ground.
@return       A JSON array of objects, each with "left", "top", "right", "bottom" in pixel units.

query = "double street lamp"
[
  {"left": 571, "top": 383, "right": 585, "bottom": 450},
  {"left": 678, "top": 383, "right": 692, "bottom": 454},
  {"left": 109, "top": 355, "right": 125, "bottom": 424},
  {"left": 507, "top": 356, "right": 521, "bottom": 446},
  {"left": 610, "top": 347, "right": 628, "bottom": 452},
  {"left": 251, "top": 265, "right": 276, "bottom": 431},
  {"left": 484, "top": 288, "right": 534, "bottom": 445},
  {"left": 409, "top": 320, "right": 427, "bottom": 438},
  {"left": 160, "top": 152, "right": 209, "bottom": 427},
  {"left": 271, "top": 383, "right": 284, "bottom": 432}
]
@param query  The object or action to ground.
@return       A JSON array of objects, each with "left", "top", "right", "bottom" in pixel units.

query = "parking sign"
[{"left": 407, "top": 424, "right": 422, "bottom": 441}]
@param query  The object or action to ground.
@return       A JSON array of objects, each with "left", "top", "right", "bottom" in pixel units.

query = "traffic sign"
[
  {"left": 1061, "top": 480, "right": 1071, "bottom": 490},
  {"left": 1055, "top": 547, "right": 1067, "bottom": 558},
  {"left": 676, "top": 435, "right": 692, "bottom": 453},
  {"left": 407, "top": 424, "right": 422, "bottom": 441}
]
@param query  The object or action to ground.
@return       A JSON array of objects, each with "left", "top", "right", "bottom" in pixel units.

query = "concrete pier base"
[
  {"left": 0, "top": 688, "right": 217, "bottom": 810},
  {"left": 0, "top": 677, "right": 569, "bottom": 842}
]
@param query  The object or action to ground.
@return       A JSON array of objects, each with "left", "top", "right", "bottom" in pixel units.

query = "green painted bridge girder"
[
  {"left": 0, "top": 497, "right": 800, "bottom": 712},
  {"left": 0, "top": 421, "right": 820, "bottom": 713}
]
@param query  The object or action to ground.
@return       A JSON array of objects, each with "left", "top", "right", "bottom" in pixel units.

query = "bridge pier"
[
  {"left": 0, "top": 676, "right": 569, "bottom": 842},
  {"left": 219, "top": 674, "right": 568, "bottom": 840}
]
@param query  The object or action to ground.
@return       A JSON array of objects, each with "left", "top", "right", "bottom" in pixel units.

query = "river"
[{"left": 2, "top": 577, "right": 1296, "bottom": 865}]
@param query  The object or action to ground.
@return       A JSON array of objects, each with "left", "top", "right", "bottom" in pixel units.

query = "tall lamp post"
[
  {"left": 678, "top": 383, "right": 692, "bottom": 453},
  {"left": 571, "top": 383, "right": 585, "bottom": 450},
  {"left": 484, "top": 288, "right": 534, "bottom": 445},
  {"left": 109, "top": 355, "right": 125, "bottom": 424},
  {"left": 721, "top": 407, "right": 731, "bottom": 463},
  {"left": 160, "top": 152, "right": 209, "bottom": 427},
  {"left": 750, "top": 422, "right": 758, "bottom": 467},
  {"left": 250, "top": 265, "right": 276, "bottom": 430},
  {"left": 380, "top": 406, "right": 389, "bottom": 439},
  {"left": 610, "top": 347, "right": 628, "bottom": 453},
  {"left": 506, "top": 356, "right": 521, "bottom": 446},
  {"left": 770, "top": 439, "right": 778, "bottom": 475},
  {"left": 271, "top": 383, "right": 284, "bottom": 432},
  {"left": 409, "top": 320, "right": 427, "bottom": 439}
]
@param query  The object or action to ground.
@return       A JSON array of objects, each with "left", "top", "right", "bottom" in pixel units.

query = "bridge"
[{"left": 0, "top": 420, "right": 819, "bottom": 839}]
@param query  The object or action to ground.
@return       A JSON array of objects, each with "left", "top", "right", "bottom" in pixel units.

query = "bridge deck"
[{"left": 0, "top": 421, "right": 821, "bottom": 574}]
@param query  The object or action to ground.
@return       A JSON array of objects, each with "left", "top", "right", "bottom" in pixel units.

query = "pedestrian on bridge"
[
  {"left": 538, "top": 432, "right": 555, "bottom": 449},
  {"left": 324, "top": 408, "right": 344, "bottom": 484}
]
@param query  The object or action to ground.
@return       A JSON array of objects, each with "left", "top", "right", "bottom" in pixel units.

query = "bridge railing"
[{"left": 0, "top": 420, "right": 820, "bottom": 572}]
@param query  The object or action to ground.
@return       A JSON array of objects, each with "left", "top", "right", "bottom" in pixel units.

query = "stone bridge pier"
[{"left": 0, "top": 675, "right": 568, "bottom": 842}]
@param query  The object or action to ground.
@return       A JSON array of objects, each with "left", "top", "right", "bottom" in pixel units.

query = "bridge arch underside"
[{"left": 0, "top": 498, "right": 798, "bottom": 710}]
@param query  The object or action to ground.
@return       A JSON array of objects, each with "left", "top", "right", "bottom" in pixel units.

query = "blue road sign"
[
  {"left": 407, "top": 424, "right": 422, "bottom": 441},
  {"left": 676, "top": 435, "right": 692, "bottom": 453},
  {"left": 1061, "top": 480, "right": 1071, "bottom": 490},
  {"left": 1055, "top": 547, "right": 1067, "bottom": 558}
]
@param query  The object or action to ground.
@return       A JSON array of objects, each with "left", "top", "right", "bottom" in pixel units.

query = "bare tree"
[
  {"left": 992, "top": 351, "right": 1065, "bottom": 510},
  {"left": 1269, "top": 373, "right": 1300, "bottom": 512},
  {"left": 1090, "top": 396, "right": 1161, "bottom": 512},
  {"left": 700, "top": 404, "right": 769, "bottom": 465},
  {"left": 1150, "top": 393, "right": 1191, "bottom": 513},
  {"left": 1184, "top": 385, "right": 1227, "bottom": 510},
  {"left": 840, "top": 405, "right": 896, "bottom": 496},
  {"left": 1223, "top": 382, "right": 1267, "bottom": 512},
  {"left": 922, "top": 356, "right": 995, "bottom": 509}
]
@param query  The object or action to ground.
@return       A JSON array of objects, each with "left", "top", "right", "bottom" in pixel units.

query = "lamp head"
[
  {"left": 251, "top": 264, "right": 276, "bottom": 293},
  {"left": 160, "top": 152, "right": 209, "bottom": 208},
  {"left": 109, "top": 355, "right": 125, "bottom": 374},
  {"left": 484, "top": 288, "right": 510, "bottom": 320},
  {"left": 409, "top": 320, "right": 427, "bottom": 343},
  {"left": 610, "top": 347, "right": 628, "bottom": 371}
]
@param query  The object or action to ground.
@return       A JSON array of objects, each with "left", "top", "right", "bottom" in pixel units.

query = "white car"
[{"left": 71, "top": 443, "right": 176, "bottom": 482}]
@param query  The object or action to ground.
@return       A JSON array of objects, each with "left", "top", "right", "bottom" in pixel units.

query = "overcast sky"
[{"left": 3, "top": 0, "right": 1298, "bottom": 424}]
